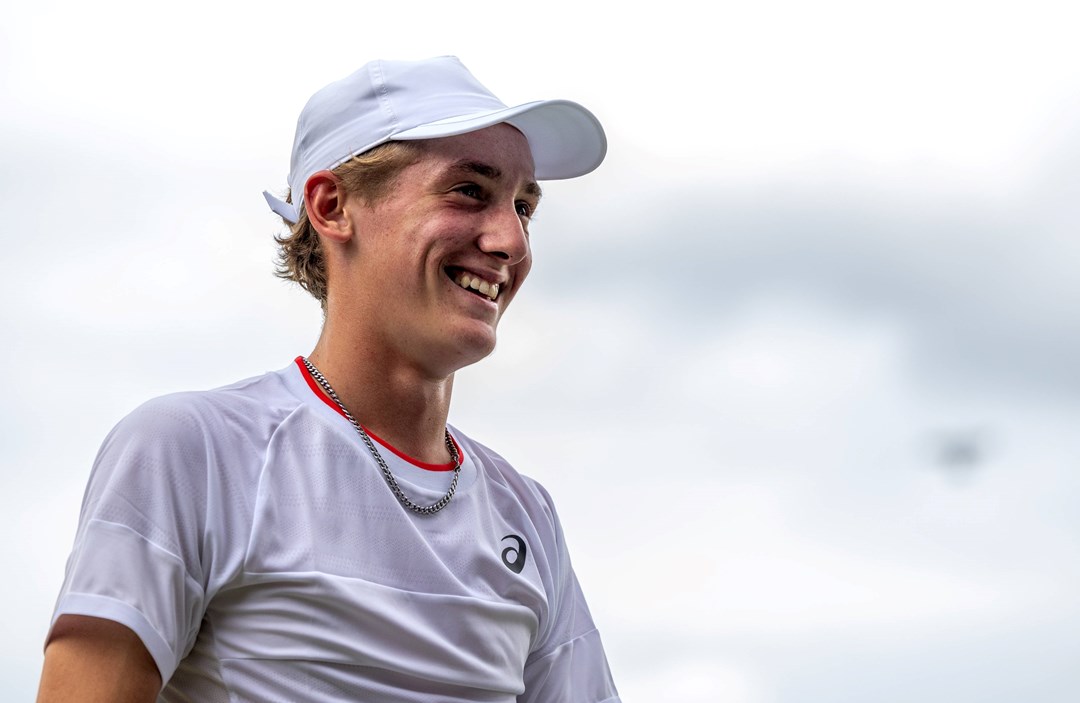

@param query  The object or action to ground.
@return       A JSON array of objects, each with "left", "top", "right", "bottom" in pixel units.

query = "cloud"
[
  {"left": 6, "top": 4, "right": 1080, "bottom": 699},
  {"left": 529, "top": 127, "right": 1080, "bottom": 400}
]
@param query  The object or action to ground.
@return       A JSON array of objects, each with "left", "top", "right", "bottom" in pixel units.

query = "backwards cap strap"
[{"left": 263, "top": 191, "right": 299, "bottom": 224}]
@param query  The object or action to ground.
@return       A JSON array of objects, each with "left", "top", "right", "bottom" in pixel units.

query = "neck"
[{"left": 307, "top": 332, "right": 455, "bottom": 466}]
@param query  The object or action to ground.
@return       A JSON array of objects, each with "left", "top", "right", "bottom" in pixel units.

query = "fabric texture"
[{"left": 50, "top": 362, "right": 619, "bottom": 702}]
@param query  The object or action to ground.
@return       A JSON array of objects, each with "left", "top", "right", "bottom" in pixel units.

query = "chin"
[
  {"left": 426, "top": 326, "right": 499, "bottom": 375},
  {"left": 456, "top": 335, "right": 498, "bottom": 369},
  {"left": 466, "top": 324, "right": 503, "bottom": 360}
]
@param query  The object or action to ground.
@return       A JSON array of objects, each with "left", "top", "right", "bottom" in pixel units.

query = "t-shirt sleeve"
[
  {"left": 519, "top": 486, "right": 620, "bottom": 703},
  {"left": 49, "top": 396, "right": 217, "bottom": 684}
]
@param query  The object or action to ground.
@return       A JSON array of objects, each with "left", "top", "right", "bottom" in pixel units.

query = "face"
[{"left": 333, "top": 123, "right": 539, "bottom": 377}]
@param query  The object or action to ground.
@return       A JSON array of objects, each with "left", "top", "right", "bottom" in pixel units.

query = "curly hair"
[{"left": 273, "top": 141, "right": 422, "bottom": 310}]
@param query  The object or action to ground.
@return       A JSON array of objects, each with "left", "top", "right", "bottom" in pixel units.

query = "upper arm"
[
  {"left": 48, "top": 397, "right": 220, "bottom": 687},
  {"left": 38, "top": 614, "right": 161, "bottom": 703}
]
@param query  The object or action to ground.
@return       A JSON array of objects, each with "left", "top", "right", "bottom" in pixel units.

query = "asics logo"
[{"left": 501, "top": 534, "right": 527, "bottom": 574}]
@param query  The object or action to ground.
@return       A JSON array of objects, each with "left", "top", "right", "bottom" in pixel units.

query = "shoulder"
[
  {"left": 455, "top": 431, "right": 557, "bottom": 506},
  {"left": 105, "top": 368, "right": 300, "bottom": 453},
  {"left": 75, "top": 368, "right": 304, "bottom": 577},
  {"left": 87, "top": 368, "right": 304, "bottom": 514},
  {"left": 452, "top": 430, "right": 566, "bottom": 550}
]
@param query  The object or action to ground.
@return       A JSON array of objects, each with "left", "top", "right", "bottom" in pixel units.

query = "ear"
[{"left": 305, "top": 170, "right": 353, "bottom": 243}]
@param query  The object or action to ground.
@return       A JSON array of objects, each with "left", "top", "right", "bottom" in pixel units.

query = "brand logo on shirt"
[{"left": 500, "top": 534, "right": 527, "bottom": 574}]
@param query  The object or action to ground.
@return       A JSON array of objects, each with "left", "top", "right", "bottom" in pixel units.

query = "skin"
[
  {"left": 37, "top": 123, "right": 540, "bottom": 699},
  {"left": 306, "top": 123, "right": 539, "bottom": 462},
  {"left": 37, "top": 616, "right": 160, "bottom": 702}
]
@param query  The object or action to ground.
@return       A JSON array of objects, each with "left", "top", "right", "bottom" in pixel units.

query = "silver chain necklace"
[{"left": 302, "top": 357, "right": 461, "bottom": 515}]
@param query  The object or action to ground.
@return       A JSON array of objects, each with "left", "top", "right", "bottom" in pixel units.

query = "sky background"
[{"left": 4, "top": 1, "right": 1080, "bottom": 700}]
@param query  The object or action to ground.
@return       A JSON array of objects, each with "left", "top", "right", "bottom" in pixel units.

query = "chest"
[{"left": 200, "top": 434, "right": 549, "bottom": 693}]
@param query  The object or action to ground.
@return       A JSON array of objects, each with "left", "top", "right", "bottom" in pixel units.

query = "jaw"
[
  {"left": 416, "top": 318, "right": 499, "bottom": 379},
  {"left": 396, "top": 269, "right": 500, "bottom": 373},
  {"left": 371, "top": 260, "right": 525, "bottom": 377}
]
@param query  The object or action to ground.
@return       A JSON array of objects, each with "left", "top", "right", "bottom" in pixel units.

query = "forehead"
[{"left": 407, "top": 123, "right": 537, "bottom": 185}]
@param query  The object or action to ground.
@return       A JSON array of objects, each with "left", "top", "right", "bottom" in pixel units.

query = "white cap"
[{"left": 263, "top": 56, "right": 607, "bottom": 224}]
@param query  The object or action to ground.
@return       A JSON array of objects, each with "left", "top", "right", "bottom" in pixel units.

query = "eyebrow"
[{"left": 449, "top": 159, "right": 543, "bottom": 200}]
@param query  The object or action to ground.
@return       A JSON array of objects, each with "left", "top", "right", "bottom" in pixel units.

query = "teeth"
[{"left": 454, "top": 271, "right": 499, "bottom": 301}]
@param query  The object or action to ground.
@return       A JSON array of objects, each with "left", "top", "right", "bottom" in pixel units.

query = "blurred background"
[{"left": 4, "top": 1, "right": 1079, "bottom": 700}]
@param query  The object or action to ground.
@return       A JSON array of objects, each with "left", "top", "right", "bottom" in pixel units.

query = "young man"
[{"left": 38, "top": 56, "right": 619, "bottom": 701}]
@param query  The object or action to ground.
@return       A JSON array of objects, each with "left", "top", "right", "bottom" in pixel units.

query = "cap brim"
[{"left": 393, "top": 99, "right": 606, "bottom": 180}]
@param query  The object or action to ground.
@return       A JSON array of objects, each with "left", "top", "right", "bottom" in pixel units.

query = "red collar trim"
[{"left": 294, "top": 357, "right": 462, "bottom": 472}]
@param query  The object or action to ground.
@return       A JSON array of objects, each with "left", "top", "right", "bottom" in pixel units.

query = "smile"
[{"left": 448, "top": 268, "right": 500, "bottom": 302}]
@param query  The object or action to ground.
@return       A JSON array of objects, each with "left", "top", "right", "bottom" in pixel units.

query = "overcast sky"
[{"left": 4, "top": 1, "right": 1080, "bottom": 700}]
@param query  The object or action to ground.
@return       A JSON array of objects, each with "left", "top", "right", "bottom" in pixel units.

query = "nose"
[{"left": 477, "top": 203, "right": 530, "bottom": 265}]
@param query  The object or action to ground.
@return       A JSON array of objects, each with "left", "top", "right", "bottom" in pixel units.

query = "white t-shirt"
[{"left": 51, "top": 359, "right": 620, "bottom": 702}]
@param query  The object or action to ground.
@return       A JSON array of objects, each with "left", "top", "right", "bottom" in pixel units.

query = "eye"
[
  {"left": 454, "top": 184, "right": 484, "bottom": 200},
  {"left": 515, "top": 200, "right": 535, "bottom": 219}
]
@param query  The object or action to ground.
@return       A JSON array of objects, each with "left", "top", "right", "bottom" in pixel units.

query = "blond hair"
[{"left": 273, "top": 141, "right": 421, "bottom": 310}]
